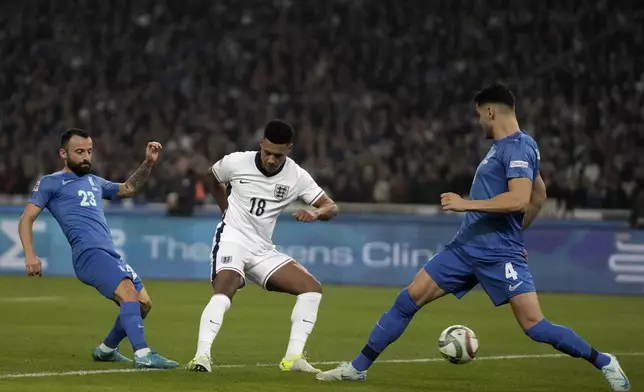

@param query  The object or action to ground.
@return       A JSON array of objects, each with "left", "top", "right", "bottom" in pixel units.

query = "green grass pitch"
[{"left": 0, "top": 276, "right": 642, "bottom": 392}]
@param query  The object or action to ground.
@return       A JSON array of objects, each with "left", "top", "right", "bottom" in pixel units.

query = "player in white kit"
[{"left": 187, "top": 120, "right": 339, "bottom": 373}]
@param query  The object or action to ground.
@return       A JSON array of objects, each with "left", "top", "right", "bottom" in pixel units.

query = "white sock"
[
  {"left": 285, "top": 292, "right": 322, "bottom": 359},
  {"left": 135, "top": 348, "right": 151, "bottom": 357},
  {"left": 99, "top": 343, "right": 115, "bottom": 353},
  {"left": 196, "top": 294, "right": 231, "bottom": 357}
]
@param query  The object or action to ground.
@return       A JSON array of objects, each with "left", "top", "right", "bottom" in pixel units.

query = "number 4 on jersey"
[{"left": 505, "top": 262, "right": 518, "bottom": 280}]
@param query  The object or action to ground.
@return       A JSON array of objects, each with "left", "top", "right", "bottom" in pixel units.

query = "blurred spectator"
[
  {"left": 629, "top": 168, "right": 644, "bottom": 229},
  {"left": 166, "top": 155, "right": 197, "bottom": 216},
  {"left": 629, "top": 191, "right": 644, "bottom": 229},
  {"left": 1, "top": 0, "right": 643, "bottom": 209}
]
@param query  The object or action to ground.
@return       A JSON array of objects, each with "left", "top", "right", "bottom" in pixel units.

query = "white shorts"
[{"left": 210, "top": 240, "right": 292, "bottom": 290}]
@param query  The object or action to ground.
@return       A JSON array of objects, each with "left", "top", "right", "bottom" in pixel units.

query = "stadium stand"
[{"left": 1, "top": 0, "right": 643, "bottom": 209}]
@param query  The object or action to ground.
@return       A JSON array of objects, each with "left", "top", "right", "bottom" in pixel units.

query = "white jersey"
[{"left": 211, "top": 151, "right": 325, "bottom": 253}]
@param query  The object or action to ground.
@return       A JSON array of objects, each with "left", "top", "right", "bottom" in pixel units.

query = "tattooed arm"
[
  {"left": 116, "top": 142, "right": 162, "bottom": 198},
  {"left": 116, "top": 161, "right": 155, "bottom": 198}
]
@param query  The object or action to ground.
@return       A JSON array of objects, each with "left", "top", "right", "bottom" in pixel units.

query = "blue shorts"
[
  {"left": 423, "top": 244, "right": 535, "bottom": 306},
  {"left": 74, "top": 249, "right": 144, "bottom": 300}
]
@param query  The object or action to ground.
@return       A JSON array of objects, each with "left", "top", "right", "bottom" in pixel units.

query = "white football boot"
[
  {"left": 601, "top": 354, "right": 630, "bottom": 391},
  {"left": 315, "top": 361, "right": 366, "bottom": 381}
]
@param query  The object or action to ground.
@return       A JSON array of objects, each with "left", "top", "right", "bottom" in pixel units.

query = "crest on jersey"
[
  {"left": 482, "top": 148, "right": 496, "bottom": 165},
  {"left": 274, "top": 184, "right": 290, "bottom": 200},
  {"left": 32, "top": 180, "right": 40, "bottom": 192},
  {"left": 221, "top": 256, "right": 232, "bottom": 264},
  {"left": 88, "top": 177, "right": 99, "bottom": 191}
]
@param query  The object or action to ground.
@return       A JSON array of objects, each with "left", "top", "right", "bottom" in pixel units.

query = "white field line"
[
  {"left": 0, "top": 296, "right": 63, "bottom": 303},
  {"left": 1, "top": 352, "right": 643, "bottom": 380}
]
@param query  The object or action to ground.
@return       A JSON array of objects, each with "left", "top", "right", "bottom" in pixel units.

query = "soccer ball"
[{"left": 437, "top": 325, "right": 479, "bottom": 364}]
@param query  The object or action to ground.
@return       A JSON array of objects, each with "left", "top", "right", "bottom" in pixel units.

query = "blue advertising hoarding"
[{"left": 0, "top": 208, "right": 643, "bottom": 296}]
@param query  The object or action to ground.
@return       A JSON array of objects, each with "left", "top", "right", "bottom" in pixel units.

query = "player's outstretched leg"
[
  {"left": 93, "top": 289, "right": 152, "bottom": 363},
  {"left": 316, "top": 268, "right": 445, "bottom": 381},
  {"left": 113, "top": 280, "right": 178, "bottom": 369},
  {"left": 187, "top": 270, "right": 241, "bottom": 373},
  {"left": 511, "top": 292, "right": 630, "bottom": 391},
  {"left": 264, "top": 261, "right": 323, "bottom": 373}
]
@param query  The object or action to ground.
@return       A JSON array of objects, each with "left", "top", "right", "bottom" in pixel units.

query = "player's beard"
[{"left": 67, "top": 159, "right": 92, "bottom": 176}]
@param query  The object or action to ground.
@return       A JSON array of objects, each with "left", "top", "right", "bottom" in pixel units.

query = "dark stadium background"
[{"left": 1, "top": 0, "right": 643, "bottom": 219}]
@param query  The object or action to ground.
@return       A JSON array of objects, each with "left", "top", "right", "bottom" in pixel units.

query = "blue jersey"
[
  {"left": 450, "top": 131, "right": 540, "bottom": 252},
  {"left": 30, "top": 171, "right": 120, "bottom": 260}
]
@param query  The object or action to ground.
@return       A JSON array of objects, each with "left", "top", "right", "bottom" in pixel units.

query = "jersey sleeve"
[
  {"left": 210, "top": 153, "right": 237, "bottom": 183},
  {"left": 297, "top": 168, "right": 325, "bottom": 205},
  {"left": 502, "top": 141, "right": 539, "bottom": 182},
  {"left": 29, "top": 177, "right": 55, "bottom": 209},
  {"left": 98, "top": 176, "right": 120, "bottom": 200}
]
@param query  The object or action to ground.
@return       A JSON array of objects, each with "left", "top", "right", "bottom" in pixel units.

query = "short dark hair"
[
  {"left": 474, "top": 83, "right": 515, "bottom": 108},
  {"left": 263, "top": 119, "right": 294, "bottom": 144},
  {"left": 61, "top": 128, "right": 90, "bottom": 148}
]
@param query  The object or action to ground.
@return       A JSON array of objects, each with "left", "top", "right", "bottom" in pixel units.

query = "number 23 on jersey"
[{"left": 78, "top": 190, "right": 97, "bottom": 207}]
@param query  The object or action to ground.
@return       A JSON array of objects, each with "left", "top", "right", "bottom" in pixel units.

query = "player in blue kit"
[
  {"left": 316, "top": 84, "right": 631, "bottom": 391},
  {"left": 18, "top": 128, "right": 178, "bottom": 369}
]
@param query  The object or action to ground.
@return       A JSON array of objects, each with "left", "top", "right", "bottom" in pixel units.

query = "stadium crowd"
[{"left": 1, "top": 0, "right": 643, "bottom": 212}]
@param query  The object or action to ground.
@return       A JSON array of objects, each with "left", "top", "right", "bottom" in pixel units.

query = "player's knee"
[
  {"left": 520, "top": 314, "right": 545, "bottom": 333},
  {"left": 407, "top": 283, "right": 430, "bottom": 306},
  {"left": 407, "top": 269, "right": 444, "bottom": 307},
  {"left": 288, "top": 276, "right": 321, "bottom": 295},
  {"left": 303, "top": 277, "right": 322, "bottom": 294},
  {"left": 140, "top": 299, "right": 152, "bottom": 319},
  {"left": 524, "top": 318, "right": 551, "bottom": 342},
  {"left": 212, "top": 270, "right": 242, "bottom": 299},
  {"left": 509, "top": 292, "right": 544, "bottom": 331},
  {"left": 114, "top": 278, "right": 138, "bottom": 304}
]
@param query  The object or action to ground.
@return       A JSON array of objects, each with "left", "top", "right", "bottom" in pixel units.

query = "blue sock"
[
  {"left": 351, "top": 289, "right": 420, "bottom": 371},
  {"left": 103, "top": 315, "right": 127, "bottom": 349},
  {"left": 119, "top": 301, "right": 148, "bottom": 352},
  {"left": 525, "top": 319, "right": 610, "bottom": 369}
]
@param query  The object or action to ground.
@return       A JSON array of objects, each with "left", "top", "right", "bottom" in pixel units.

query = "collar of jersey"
[
  {"left": 254, "top": 152, "right": 286, "bottom": 177},
  {"left": 493, "top": 130, "right": 523, "bottom": 146},
  {"left": 56, "top": 170, "right": 87, "bottom": 181}
]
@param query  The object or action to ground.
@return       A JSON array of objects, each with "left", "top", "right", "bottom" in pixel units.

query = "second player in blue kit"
[
  {"left": 18, "top": 128, "right": 178, "bottom": 369},
  {"left": 425, "top": 124, "right": 540, "bottom": 307},
  {"left": 316, "top": 84, "right": 631, "bottom": 391}
]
